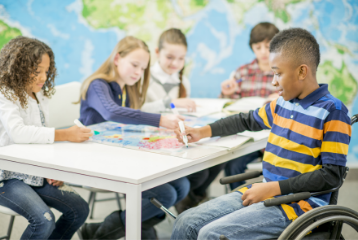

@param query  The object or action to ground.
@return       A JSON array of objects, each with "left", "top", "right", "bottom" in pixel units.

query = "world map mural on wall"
[{"left": 1, "top": 0, "right": 357, "bottom": 164}]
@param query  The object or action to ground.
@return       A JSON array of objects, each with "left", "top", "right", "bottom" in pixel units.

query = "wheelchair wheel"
[{"left": 278, "top": 205, "right": 358, "bottom": 240}]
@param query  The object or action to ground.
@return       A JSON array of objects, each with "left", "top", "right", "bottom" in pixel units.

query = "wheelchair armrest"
[
  {"left": 264, "top": 192, "right": 311, "bottom": 207},
  {"left": 220, "top": 171, "right": 263, "bottom": 185}
]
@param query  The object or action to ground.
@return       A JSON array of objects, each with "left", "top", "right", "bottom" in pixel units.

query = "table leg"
[{"left": 125, "top": 184, "right": 142, "bottom": 240}]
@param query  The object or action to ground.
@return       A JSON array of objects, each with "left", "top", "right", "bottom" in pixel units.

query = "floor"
[{"left": 1, "top": 168, "right": 357, "bottom": 239}]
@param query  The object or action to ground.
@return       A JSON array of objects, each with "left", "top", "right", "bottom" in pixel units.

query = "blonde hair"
[
  {"left": 158, "top": 28, "right": 187, "bottom": 98},
  {"left": 79, "top": 36, "right": 150, "bottom": 109}
]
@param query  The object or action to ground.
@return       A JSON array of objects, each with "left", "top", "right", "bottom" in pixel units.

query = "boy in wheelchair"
[{"left": 171, "top": 28, "right": 352, "bottom": 239}]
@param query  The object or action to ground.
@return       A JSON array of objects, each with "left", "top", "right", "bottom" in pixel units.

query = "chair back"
[{"left": 48, "top": 82, "right": 81, "bottom": 129}]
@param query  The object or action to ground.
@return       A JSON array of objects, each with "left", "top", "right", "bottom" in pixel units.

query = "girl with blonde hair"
[
  {"left": 80, "top": 36, "right": 190, "bottom": 240},
  {"left": 79, "top": 36, "right": 183, "bottom": 129}
]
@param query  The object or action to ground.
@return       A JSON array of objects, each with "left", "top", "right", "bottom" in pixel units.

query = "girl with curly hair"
[
  {"left": 0, "top": 36, "right": 90, "bottom": 239},
  {"left": 79, "top": 36, "right": 190, "bottom": 240}
]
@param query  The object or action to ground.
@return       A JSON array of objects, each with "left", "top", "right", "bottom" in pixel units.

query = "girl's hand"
[
  {"left": 175, "top": 125, "right": 212, "bottom": 143},
  {"left": 159, "top": 114, "right": 185, "bottom": 129},
  {"left": 66, "top": 125, "right": 93, "bottom": 142},
  {"left": 221, "top": 78, "right": 238, "bottom": 96},
  {"left": 46, "top": 179, "right": 64, "bottom": 187},
  {"left": 171, "top": 99, "right": 197, "bottom": 112}
]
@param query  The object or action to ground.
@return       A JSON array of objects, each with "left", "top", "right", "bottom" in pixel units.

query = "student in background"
[
  {"left": 79, "top": 36, "right": 190, "bottom": 240},
  {"left": 146, "top": 28, "right": 220, "bottom": 215},
  {"left": 171, "top": 28, "right": 351, "bottom": 239},
  {"left": 221, "top": 22, "right": 280, "bottom": 190},
  {"left": 141, "top": 28, "right": 196, "bottom": 113},
  {"left": 0, "top": 36, "right": 90, "bottom": 239}
]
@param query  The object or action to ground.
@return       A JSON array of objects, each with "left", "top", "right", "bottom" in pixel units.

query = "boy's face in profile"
[{"left": 269, "top": 52, "right": 303, "bottom": 101}]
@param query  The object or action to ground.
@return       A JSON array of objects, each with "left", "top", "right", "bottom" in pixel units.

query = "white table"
[{"left": 0, "top": 138, "right": 267, "bottom": 239}]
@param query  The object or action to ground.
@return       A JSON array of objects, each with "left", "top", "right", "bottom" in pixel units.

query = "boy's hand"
[
  {"left": 174, "top": 125, "right": 212, "bottom": 143},
  {"left": 241, "top": 182, "right": 281, "bottom": 206},
  {"left": 66, "top": 125, "right": 93, "bottom": 142},
  {"left": 46, "top": 178, "right": 64, "bottom": 187},
  {"left": 221, "top": 78, "right": 238, "bottom": 96}
]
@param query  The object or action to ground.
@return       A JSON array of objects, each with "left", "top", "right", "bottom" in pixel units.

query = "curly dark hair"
[
  {"left": 0, "top": 36, "right": 57, "bottom": 108},
  {"left": 269, "top": 28, "right": 320, "bottom": 73}
]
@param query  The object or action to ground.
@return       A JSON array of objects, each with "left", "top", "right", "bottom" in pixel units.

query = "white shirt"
[
  {"left": 0, "top": 90, "right": 55, "bottom": 186},
  {"left": 141, "top": 62, "right": 191, "bottom": 113}
]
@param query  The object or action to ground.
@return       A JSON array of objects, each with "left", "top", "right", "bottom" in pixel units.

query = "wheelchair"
[
  {"left": 217, "top": 114, "right": 358, "bottom": 240},
  {"left": 151, "top": 114, "right": 358, "bottom": 240}
]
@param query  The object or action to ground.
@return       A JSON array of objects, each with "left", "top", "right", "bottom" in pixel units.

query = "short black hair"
[
  {"left": 249, "top": 22, "right": 279, "bottom": 49},
  {"left": 269, "top": 28, "right": 320, "bottom": 72}
]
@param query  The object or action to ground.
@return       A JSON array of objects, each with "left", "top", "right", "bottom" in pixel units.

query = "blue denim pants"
[
  {"left": 171, "top": 191, "right": 291, "bottom": 240},
  {"left": 0, "top": 179, "right": 89, "bottom": 239},
  {"left": 120, "top": 177, "right": 190, "bottom": 224}
]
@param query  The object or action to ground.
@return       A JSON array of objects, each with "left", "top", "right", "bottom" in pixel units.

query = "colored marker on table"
[{"left": 74, "top": 119, "right": 100, "bottom": 135}]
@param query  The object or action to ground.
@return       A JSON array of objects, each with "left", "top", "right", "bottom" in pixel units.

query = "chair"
[
  {"left": 218, "top": 114, "right": 358, "bottom": 240},
  {"left": 48, "top": 81, "right": 81, "bottom": 129},
  {"left": 83, "top": 186, "right": 123, "bottom": 219},
  {"left": 0, "top": 206, "right": 18, "bottom": 240}
]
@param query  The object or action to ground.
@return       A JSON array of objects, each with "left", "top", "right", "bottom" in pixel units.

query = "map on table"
[{"left": 87, "top": 117, "right": 255, "bottom": 160}]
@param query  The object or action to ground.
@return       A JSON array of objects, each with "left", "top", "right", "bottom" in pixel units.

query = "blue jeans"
[
  {"left": 0, "top": 179, "right": 89, "bottom": 239},
  {"left": 171, "top": 191, "right": 291, "bottom": 240},
  {"left": 120, "top": 177, "right": 190, "bottom": 223},
  {"left": 225, "top": 151, "right": 263, "bottom": 190}
]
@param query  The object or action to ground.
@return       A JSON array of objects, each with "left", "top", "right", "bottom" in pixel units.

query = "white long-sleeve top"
[
  {"left": 141, "top": 62, "right": 191, "bottom": 113},
  {"left": 0, "top": 90, "right": 55, "bottom": 186}
]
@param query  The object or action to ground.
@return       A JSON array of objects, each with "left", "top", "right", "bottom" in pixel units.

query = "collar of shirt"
[
  {"left": 151, "top": 61, "right": 181, "bottom": 85},
  {"left": 291, "top": 84, "right": 330, "bottom": 109}
]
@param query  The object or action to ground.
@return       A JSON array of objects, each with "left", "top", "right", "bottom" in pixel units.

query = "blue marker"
[
  {"left": 170, "top": 103, "right": 180, "bottom": 115},
  {"left": 236, "top": 78, "right": 243, "bottom": 84},
  {"left": 227, "top": 78, "right": 243, "bottom": 88}
]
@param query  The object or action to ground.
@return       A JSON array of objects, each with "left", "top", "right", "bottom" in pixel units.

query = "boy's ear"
[
  {"left": 298, "top": 64, "right": 308, "bottom": 81},
  {"left": 155, "top": 47, "right": 159, "bottom": 56}
]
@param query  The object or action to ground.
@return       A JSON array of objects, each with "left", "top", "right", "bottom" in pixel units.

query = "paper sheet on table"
[
  {"left": 177, "top": 98, "right": 233, "bottom": 117},
  {"left": 196, "top": 134, "right": 253, "bottom": 150},
  {"left": 224, "top": 97, "right": 268, "bottom": 113}
]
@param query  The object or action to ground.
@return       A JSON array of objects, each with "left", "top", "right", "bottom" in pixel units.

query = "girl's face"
[
  {"left": 156, "top": 43, "right": 187, "bottom": 75},
  {"left": 114, "top": 48, "right": 150, "bottom": 87},
  {"left": 29, "top": 53, "right": 50, "bottom": 94},
  {"left": 252, "top": 40, "right": 270, "bottom": 65}
]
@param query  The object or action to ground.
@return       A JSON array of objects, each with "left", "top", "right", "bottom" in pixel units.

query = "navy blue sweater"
[{"left": 79, "top": 79, "right": 161, "bottom": 126}]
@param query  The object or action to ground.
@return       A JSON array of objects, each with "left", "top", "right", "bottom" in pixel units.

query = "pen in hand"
[
  {"left": 170, "top": 103, "right": 188, "bottom": 148},
  {"left": 179, "top": 121, "right": 188, "bottom": 148}
]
